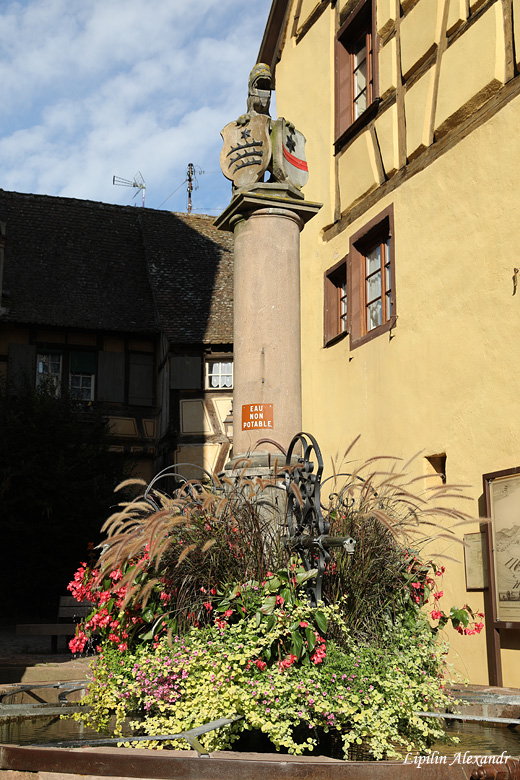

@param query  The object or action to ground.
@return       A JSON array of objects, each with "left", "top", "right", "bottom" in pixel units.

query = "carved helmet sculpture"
[{"left": 220, "top": 62, "right": 308, "bottom": 192}]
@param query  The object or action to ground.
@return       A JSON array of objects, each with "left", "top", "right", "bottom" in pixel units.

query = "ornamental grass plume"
[
  {"left": 72, "top": 441, "right": 480, "bottom": 650},
  {"left": 94, "top": 467, "right": 288, "bottom": 633},
  {"left": 321, "top": 443, "right": 477, "bottom": 640}
]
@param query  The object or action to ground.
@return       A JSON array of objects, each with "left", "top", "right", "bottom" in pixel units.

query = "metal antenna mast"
[
  {"left": 112, "top": 171, "right": 146, "bottom": 207},
  {"left": 186, "top": 163, "right": 204, "bottom": 214}
]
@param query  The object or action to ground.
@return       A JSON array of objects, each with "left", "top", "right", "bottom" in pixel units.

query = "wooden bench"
[{"left": 16, "top": 596, "right": 93, "bottom": 653}]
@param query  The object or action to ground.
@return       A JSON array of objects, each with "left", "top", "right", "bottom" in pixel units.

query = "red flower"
[
  {"left": 275, "top": 595, "right": 284, "bottom": 606},
  {"left": 277, "top": 654, "right": 297, "bottom": 672},
  {"left": 254, "top": 659, "right": 266, "bottom": 671},
  {"left": 434, "top": 591, "right": 443, "bottom": 600},
  {"left": 311, "top": 645, "right": 326, "bottom": 664},
  {"left": 430, "top": 609, "right": 443, "bottom": 620}
]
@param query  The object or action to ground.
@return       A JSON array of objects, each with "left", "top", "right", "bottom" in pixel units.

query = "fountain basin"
[{"left": 1, "top": 743, "right": 513, "bottom": 780}]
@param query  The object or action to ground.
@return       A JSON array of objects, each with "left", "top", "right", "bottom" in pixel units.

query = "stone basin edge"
[{"left": 1, "top": 744, "right": 519, "bottom": 780}]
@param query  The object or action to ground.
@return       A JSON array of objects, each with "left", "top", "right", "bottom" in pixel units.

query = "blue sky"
[{"left": 0, "top": 1, "right": 272, "bottom": 215}]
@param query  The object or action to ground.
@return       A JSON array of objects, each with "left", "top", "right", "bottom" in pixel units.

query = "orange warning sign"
[{"left": 242, "top": 403, "right": 274, "bottom": 431}]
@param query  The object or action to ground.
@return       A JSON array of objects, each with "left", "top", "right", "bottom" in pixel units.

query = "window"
[
  {"left": 70, "top": 373, "right": 94, "bottom": 401},
  {"left": 335, "top": 0, "right": 378, "bottom": 142},
  {"left": 206, "top": 360, "right": 233, "bottom": 389},
  {"left": 324, "top": 259, "right": 348, "bottom": 346},
  {"left": 69, "top": 351, "right": 96, "bottom": 401},
  {"left": 36, "top": 353, "right": 62, "bottom": 395},
  {"left": 348, "top": 205, "right": 395, "bottom": 349},
  {"left": 365, "top": 235, "right": 392, "bottom": 332}
]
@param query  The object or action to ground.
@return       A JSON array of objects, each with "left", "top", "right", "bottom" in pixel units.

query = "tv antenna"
[
  {"left": 112, "top": 171, "right": 146, "bottom": 207},
  {"left": 186, "top": 163, "right": 204, "bottom": 213}
]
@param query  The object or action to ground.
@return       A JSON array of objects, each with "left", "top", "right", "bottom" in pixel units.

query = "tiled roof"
[
  {"left": 139, "top": 210, "right": 233, "bottom": 344},
  {"left": 0, "top": 190, "right": 233, "bottom": 344}
]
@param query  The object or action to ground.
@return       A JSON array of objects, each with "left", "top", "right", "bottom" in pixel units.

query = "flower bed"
[{"left": 67, "top": 449, "right": 485, "bottom": 760}]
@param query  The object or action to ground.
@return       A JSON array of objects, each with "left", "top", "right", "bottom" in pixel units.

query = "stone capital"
[{"left": 214, "top": 185, "right": 322, "bottom": 233}]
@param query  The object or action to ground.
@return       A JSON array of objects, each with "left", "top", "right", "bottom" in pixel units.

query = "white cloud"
[{"left": 0, "top": 0, "right": 272, "bottom": 213}]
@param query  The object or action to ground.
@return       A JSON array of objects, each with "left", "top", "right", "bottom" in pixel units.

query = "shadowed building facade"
[{"left": 0, "top": 191, "right": 233, "bottom": 482}]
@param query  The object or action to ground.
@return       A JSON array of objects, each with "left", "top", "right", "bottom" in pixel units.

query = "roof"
[
  {"left": 258, "top": 0, "right": 290, "bottom": 75},
  {"left": 0, "top": 190, "right": 233, "bottom": 344}
]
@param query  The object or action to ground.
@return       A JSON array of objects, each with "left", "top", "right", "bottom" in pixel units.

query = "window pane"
[
  {"left": 366, "top": 245, "right": 381, "bottom": 276},
  {"left": 353, "top": 90, "right": 367, "bottom": 118},
  {"left": 37, "top": 353, "right": 62, "bottom": 395},
  {"left": 340, "top": 282, "right": 348, "bottom": 331},
  {"left": 354, "top": 60, "right": 367, "bottom": 94},
  {"left": 367, "top": 299, "right": 382, "bottom": 331},
  {"left": 366, "top": 270, "right": 381, "bottom": 303},
  {"left": 354, "top": 39, "right": 366, "bottom": 67},
  {"left": 70, "top": 373, "right": 93, "bottom": 401},
  {"left": 207, "top": 361, "right": 233, "bottom": 389},
  {"left": 386, "top": 290, "right": 392, "bottom": 318},
  {"left": 385, "top": 263, "right": 392, "bottom": 294}
]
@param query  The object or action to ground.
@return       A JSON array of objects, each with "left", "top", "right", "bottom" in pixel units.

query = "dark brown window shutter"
[
  {"left": 129, "top": 353, "right": 154, "bottom": 406},
  {"left": 98, "top": 351, "right": 125, "bottom": 402},
  {"left": 7, "top": 343, "right": 36, "bottom": 392}
]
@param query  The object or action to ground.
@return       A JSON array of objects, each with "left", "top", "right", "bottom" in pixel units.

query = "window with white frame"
[
  {"left": 206, "top": 360, "right": 233, "bottom": 389},
  {"left": 36, "top": 353, "right": 62, "bottom": 395},
  {"left": 69, "top": 351, "right": 96, "bottom": 401},
  {"left": 70, "top": 373, "right": 94, "bottom": 400}
]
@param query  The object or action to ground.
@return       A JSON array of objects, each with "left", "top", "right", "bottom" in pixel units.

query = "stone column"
[{"left": 215, "top": 186, "right": 322, "bottom": 467}]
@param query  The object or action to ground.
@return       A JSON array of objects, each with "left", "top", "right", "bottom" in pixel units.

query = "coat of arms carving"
[{"left": 220, "top": 115, "right": 272, "bottom": 189}]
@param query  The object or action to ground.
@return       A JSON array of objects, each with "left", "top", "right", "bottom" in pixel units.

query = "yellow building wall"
[{"left": 273, "top": 0, "right": 520, "bottom": 686}]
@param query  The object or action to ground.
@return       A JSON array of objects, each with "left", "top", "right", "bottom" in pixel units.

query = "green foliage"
[
  {"left": 75, "top": 605, "right": 455, "bottom": 760},
  {"left": 0, "top": 381, "right": 127, "bottom": 618}
]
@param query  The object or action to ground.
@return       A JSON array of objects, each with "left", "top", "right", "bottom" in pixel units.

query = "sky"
[{"left": 0, "top": 0, "right": 272, "bottom": 215}]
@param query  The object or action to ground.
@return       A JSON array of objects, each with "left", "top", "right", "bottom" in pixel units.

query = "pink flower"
[
  {"left": 430, "top": 609, "right": 443, "bottom": 620},
  {"left": 224, "top": 608, "right": 233, "bottom": 617},
  {"left": 299, "top": 621, "right": 309, "bottom": 628},
  {"left": 275, "top": 595, "right": 284, "bottom": 606},
  {"left": 434, "top": 591, "right": 443, "bottom": 600},
  {"left": 411, "top": 582, "right": 421, "bottom": 589}
]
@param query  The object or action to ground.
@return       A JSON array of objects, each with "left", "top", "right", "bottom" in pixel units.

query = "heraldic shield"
[
  {"left": 220, "top": 114, "right": 271, "bottom": 188},
  {"left": 272, "top": 118, "right": 309, "bottom": 190}
]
